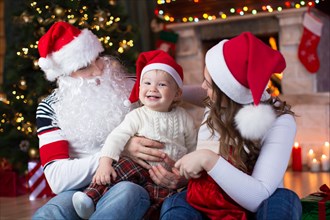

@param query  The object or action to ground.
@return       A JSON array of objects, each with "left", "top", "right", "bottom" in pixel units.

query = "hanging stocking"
[
  {"left": 156, "top": 30, "right": 178, "bottom": 58},
  {"left": 298, "top": 11, "right": 323, "bottom": 73}
]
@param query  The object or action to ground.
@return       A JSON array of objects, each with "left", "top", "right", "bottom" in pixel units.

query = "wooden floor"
[
  {"left": 0, "top": 196, "right": 50, "bottom": 220},
  {"left": 0, "top": 170, "right": 329, "bottom": 220}
]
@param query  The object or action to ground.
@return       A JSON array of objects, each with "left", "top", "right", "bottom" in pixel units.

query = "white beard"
[{"left": 53, "top": 57, "right": 133, "bottom": 158}]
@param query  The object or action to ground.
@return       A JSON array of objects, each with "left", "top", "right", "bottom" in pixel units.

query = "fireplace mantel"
[{"left": 167, "top": 6, "right": 329, "bottom": 162}]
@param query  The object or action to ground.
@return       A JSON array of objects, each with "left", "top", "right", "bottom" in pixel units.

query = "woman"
[{"left": 131, "top": 32, "right": 302, "bottom": 220}]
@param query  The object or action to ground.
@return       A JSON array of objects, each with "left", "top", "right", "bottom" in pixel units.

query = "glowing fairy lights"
[
  {"left": 16, "top": 1, "right": 134, "bottom": 62},
  {"left": 155, "top": 0, "right": 319, "bottom": 23}
]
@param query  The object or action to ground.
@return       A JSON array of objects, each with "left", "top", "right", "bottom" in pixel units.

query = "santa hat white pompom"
[
  {"left": 38, "top": 57, "right": 58, "bottom": 81},
  {"left": 38, "top": 57, "right": 51, "bottom": 70},
  {"left": 234, "top": 104, "right": 276, "bottom": 140},
  {"left": 123, "top": 99, "right": 132, "bottom": 107}
]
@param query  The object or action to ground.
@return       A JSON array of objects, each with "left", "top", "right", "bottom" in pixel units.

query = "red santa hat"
[
  {"left": 38, "top": 21, "right": 104, "bottom": 81},
  {"left": 127, "top": 50, "right": 183, "bottom": 104},
  {"left": 205, "top": 32, "right": 286, "bottom": 140}
]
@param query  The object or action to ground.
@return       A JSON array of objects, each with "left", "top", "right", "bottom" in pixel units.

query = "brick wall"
[{"left": 168, "top": 8, "right": 330, "bottom": 165}]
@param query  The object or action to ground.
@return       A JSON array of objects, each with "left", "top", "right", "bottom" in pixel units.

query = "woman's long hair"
[{"left": 204, "top": 81, "right": 295, "bottom": 174}]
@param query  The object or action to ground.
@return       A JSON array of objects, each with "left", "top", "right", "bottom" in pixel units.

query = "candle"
[
  {"left": 291, "top": 142, "right": 302, "bottom": 171},
  {"left": 323, "top": 141, "right": 329, "bottom": 158},
  {"left": 310, "top": 158, "right": 320, "bottom": 172},
  {"left": 321, "top": 154, "right": 330, "bottom": 171},
  {"left": 307, "top": 149, "right": 315, "bottom": 168}
]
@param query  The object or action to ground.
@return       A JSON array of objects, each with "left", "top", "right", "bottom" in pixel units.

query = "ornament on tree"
[
  {"left": 68, "top": 18, "right": 78, "bottom": 24},
  {"left": 109, "top": 0, "right": 116, "bottom": 6},
  {"left": 28, "top": 147, "right": 39, "bottom": 159},
  {"left": 0, "top": 92, "right": 9, "bottom": 104},
  {"left": 33, "top": 59, "right": 39, "bottom": 70},
  {"left": 298, "top": 11, "right": 323, "bottom": 74},
  {"left": 19, "top": 140, "right": 30, "bottom": 152},
  {"left": 95, "top": 9, "right": 107, "bottom": 28},
  {"left": 54, "top": 6, "right": 65, "bottom": 17},
  {"left": 20, "top": 12, "right": 34, "bottom": 23},
  {"left": 37, "top": 17, "right": 44, "bottom": 24},
  {"left": 18, "top": 79, "right": 27, "bottom": 90},
  {"left": 37, "top": 27, "right": 46, "bottom": 36}
]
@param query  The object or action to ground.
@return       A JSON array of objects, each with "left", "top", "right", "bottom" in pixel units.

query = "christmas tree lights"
[{"left": 0, "top": 0, "right": 137, "bottom": 174}]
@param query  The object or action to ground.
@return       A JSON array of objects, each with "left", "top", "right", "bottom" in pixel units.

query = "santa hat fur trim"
[
  {"left": 205, "top": 32, "right": 285, "bottom": 140},
  {"left": 38, "top": 22, "right": 104, "bottom": 81},
  {"left": 141, "top": 63, "right": 183, "bottom": 88},
  {"left": 205, "top": 40, "right": 271, "bottom": 105}
]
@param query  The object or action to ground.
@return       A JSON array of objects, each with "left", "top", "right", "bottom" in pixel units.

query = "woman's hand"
[
  {"left": 175, "top": 149, "right": 219, "bottom": 179},
  {"left": 149, "top": 155, "right": 188, "bottom": 189},
  {"left": 124, "top": 136, "right": 166, "bottom": 169}
]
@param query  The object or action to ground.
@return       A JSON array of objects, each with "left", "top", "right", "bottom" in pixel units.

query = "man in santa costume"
[{"left": 33, "top": 21, "right": 162, "bottom": 219}]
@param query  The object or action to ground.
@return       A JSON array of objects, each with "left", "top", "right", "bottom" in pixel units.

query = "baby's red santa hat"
[
  {"left": 38, "top": 21, "right": 104, "bottom": 81},
  {"left": 205, "top": 32, "right": 286, "bottom": 140},
  {"left": 127, "top": 50, "right": 183, "bottom": 105}
]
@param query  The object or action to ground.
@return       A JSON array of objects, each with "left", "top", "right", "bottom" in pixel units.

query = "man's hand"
[
  {"left": 149, "top": 155, "right": 188, "bottom": 189},
  {"left": 124, "top": 136, "right": 165, "bottom": 169},
  {"left": 124, "top": 136, "right": 189, "bottom": 189}
]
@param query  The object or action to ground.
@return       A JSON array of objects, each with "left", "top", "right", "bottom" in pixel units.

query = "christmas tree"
[{"left": 0, "top": 0, "right": 138, "bottom": 174}]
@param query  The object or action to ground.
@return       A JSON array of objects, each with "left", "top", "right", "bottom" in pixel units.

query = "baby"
[{"left": 72, "top": 50, "right": 197, "bottom": 219}]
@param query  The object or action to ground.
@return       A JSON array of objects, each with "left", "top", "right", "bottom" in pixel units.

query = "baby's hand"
[
  {"left": 175, "top": 149, "right": 219, "bottom": 179},
  {"left": 93, "top": 157, "right": 117, "bottom": 185}
]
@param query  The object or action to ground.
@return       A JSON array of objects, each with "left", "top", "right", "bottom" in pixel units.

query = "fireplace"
[{"left": 167, "top": 7, "right": 330, "bottom": 165}]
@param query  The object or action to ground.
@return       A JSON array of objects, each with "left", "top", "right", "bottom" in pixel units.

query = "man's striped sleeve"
[{"left": 36, "top": 95, "right": 69, "bottom": 167}]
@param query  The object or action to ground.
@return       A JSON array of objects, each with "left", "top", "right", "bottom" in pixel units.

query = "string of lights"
[{"left": 155, "top": 0, "right": 320, "bottom": 23}]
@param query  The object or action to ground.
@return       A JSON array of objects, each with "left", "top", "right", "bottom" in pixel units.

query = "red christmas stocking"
[
  {"left": 156, "top": 31, "right": 178, "bottom": 58},
  {"left": 298, "top": 12, "right": 323, "bottom": 73}
]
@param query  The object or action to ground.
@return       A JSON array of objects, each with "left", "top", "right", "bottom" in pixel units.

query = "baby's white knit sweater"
[{"left": 101, "top": 106, "right": 197, "bottom": 166}]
